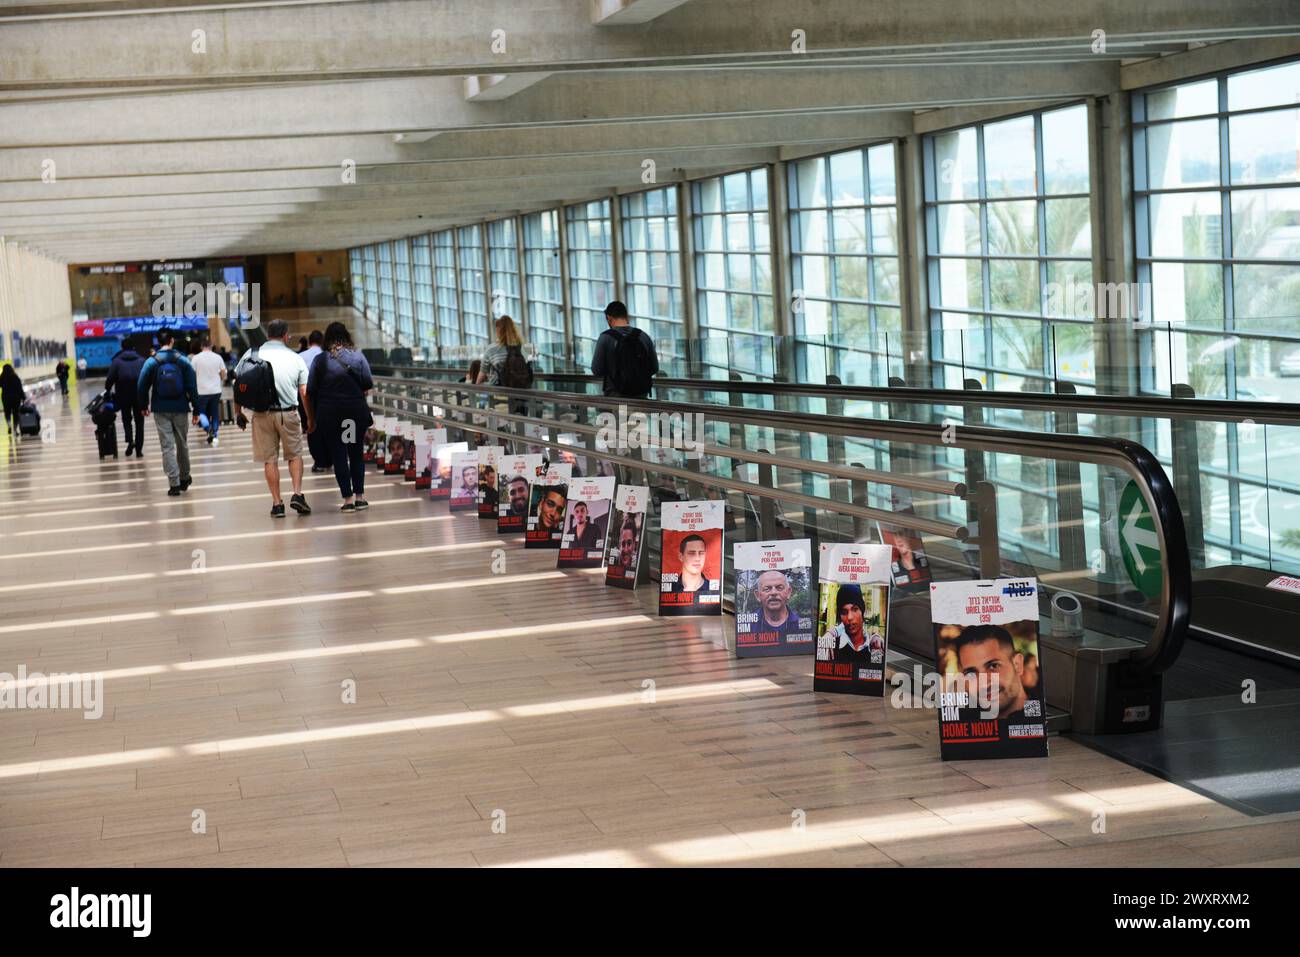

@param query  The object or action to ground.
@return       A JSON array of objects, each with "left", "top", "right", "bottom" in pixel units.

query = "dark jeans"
[
  {"left": 324, "top": 428, "right": 365, "bottom": 499},
  {"left": 58, "top": 377, "right": 68, "bottom": 395},
  {"left": 2, "top": 403, "right": 18, "bottom": 432},
  {"left": 119, "top": 401, "right": 145, "bottom": 452},
  {"left": 299, "top": 403, "right": 331, "bottom": 469},
  {"left": 197, "top": 394, "right": 220, "bottom": 438}
]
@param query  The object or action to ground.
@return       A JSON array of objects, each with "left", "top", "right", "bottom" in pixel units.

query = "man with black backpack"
[
  {"left": 591, "top": 300, "right": 659, "bottom": 399},
  {"left": 136, "top": 328, "right": 201, "bottom": 497}
]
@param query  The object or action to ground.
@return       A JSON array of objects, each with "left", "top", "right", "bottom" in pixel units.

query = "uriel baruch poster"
[
  {"left": 449, "top": 449, "right": 480, "bottom": 512},
  {"left": 734, "top": 540, "right": 814, "bottom": 658},
  {"left": 931, "top": 578, "right": 1048, "bottom": 760},
  {"left": 814, "top": 543, "right": 893, "bottom": 696},
  {"left": 558, "top": 476, "right": 615, "bottom": 569},
  {"left": 525, "top": 463, "right": 572, "bottom": 548},
  {"left": 428, "top": 440, "right": 468, "bottom": 500},
  {"left": 414, "top": 428, "right": 446, "bottom": 491},
  {"left": 604, "top": 485, "right": 648, "bottom": 589},
  {"left": 476, "top": 446, "right": 504, "bottom": 519},
  {"left": 659, "top": 500, "right": 724, "bottom": 617},
  {"left": 498, "top": 454, "right": 543, "bottom": 534}
]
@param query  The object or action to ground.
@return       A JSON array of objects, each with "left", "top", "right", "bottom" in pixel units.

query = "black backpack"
[
  {"left": 499, "top": 345, "right": 535, "bottom": 389},
  {"left": 233, "top": 352, "right": 277, "bottom": 411},
  {"left": 609, "top": 328, "right": 654, "bottom": 396}
]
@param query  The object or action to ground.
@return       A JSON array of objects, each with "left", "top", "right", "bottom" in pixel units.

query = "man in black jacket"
[
  {"left": 590, "top": 300, "right": 659, "bottom": 398},
  {"left": 105, "top": 337, "right": 148, "bottom": 457}
]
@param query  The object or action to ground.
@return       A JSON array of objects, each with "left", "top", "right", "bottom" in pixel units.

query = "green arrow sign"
[{"left": 1118, "top": 480, "right": 1161, "bottom": 598}]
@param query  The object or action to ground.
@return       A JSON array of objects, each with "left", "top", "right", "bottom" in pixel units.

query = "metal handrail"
[
  {"left": 381, "top": 364, "right": 1300, "bottom": 427},
  {"left": 371, "top": 374, "right": 1192, "bottom": 675}
]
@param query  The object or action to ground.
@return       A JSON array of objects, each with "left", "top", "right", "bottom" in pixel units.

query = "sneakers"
[
  {"left": 289, "top": 493, "right": 311, "bottom": 515},
  {"left": 124, "top": 447, "right": 134, "bottom": 458},
  {"left": 211, "top": 436, "right": 219, "bottom": 448},
  {"left": 353, "top": 498, "right": 369, "bottom": 511},
  {"left": 270, "top": 502, "right": 286, "bottom": 518},
  {"left": 339, "top": 502, "right": 356, "bottom": 513},
  {"left": 311, "top": 465, "right": 329, "bottom": 474},
  {"left": 167, "top": 486, "right": 182, "bottom": 497},
  {"left": 179, "top": 476, "right": 192, "bottom": 492}
]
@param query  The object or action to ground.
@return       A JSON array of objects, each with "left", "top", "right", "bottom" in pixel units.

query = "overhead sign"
[
  {"left": 1118, "top": 480, "right": 1161, "bottom": 598},
  {"left": 75, "top": 316, "right": 210, "bottom": 338}
]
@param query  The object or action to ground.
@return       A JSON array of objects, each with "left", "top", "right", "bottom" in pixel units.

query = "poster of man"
[
  {"left": 364, "top": 416, "right": 386, "bottom": 465},
  {"left": 555, "top": 433, "right": 587, "bottom": 478},
  {"left": 931, "top": 578, "right": 1047, "bottom": 760},
  {"left": 498, "top": 454, "right": 543, "bottom": 534},
  {"left": 814, "top": 543, "right": 893, "bottom": 696},
  {"left": 384, "top": 422, "right": 412, "bottom": 476},
  {"left": 558, "top": 476, "right": 615, "bottom": 568},
  {"left": 403, "top": 425, "right": 422, "bottom": 482},
  {"left": 659, "top": 500, "right": 724, "bottom": 617},
  {"left": 414, "top": 428, "right": 446, "bottom": 491},
  {"left": 604, "top": 485, "right": 648, "bottom": 589},
  {"left": 449, "top": 450, "right": 480, "bottom": 512},
  {"left": 525, "top": 463, "right": 572, "bottom": 548},
  {"left": 428, "top": 440, "right": 468, "bottom": 500},
  {"left": 733, "top": 540, "right": 814, "bottom": 658},
  {"left": 876, "top": 487, "right": 933, "bottom": 590},
  {"left": 477, "top": 446, "right": 503, "bottom": 519}
]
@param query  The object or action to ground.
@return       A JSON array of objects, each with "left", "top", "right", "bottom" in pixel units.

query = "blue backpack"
[{"left": 155, "top": 352, "right": 185, "bottom": 400}]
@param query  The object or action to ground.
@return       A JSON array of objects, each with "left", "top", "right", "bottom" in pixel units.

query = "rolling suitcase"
[
  {"left": 94, "top": 419, "right": 118, "bottom": 459},
  {"left": 17, "top": 402, "right": 40, "bottom": 436}
]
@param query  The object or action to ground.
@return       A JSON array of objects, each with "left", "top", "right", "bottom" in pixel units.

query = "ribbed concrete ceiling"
[{"left": 0, "top": 0, "right": 1297, "bottom": 262}]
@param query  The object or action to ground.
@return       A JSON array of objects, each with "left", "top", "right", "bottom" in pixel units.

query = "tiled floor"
[{"left": 1, "top": 381, "right": 1298, "bottom": 867}]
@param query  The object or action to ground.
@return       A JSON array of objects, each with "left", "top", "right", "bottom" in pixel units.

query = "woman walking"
[
  {"left": 306, "top": 322, "right": 374, "bottom": 512},
  {"left": 0, "top": 364, "right": 25, "bottom": 434}
]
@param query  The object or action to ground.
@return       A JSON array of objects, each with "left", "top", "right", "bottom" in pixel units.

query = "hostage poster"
[
  {"left": 815, "top": 543, "right": 893, "bottom": 696},
  {"left": 476, "top": 445, "right": 504, "bottom": 519},
  {"left": 659, "top": 500, "right": 724, "bottom": 617},
  {"left": 877, "top": 487, "right": 933, "bottom": 590},
  {"left": 364, "top": 416, "right": 387, "bottom": 466},
  {"left": 449, "top": 450, "right": 480, "bottom": 512},
  {"left": 414, "top": 428, "right": 446, "bottom": 491},
  {"left": 498, "top": 454, "right": 543, "bottom": 534},
  {"left": 604, "top": 485, "right": 648, "bottom": 589},
  {"left": 384, "top": 421, "right": 412, "bottom": 476},
  {"left": 525, "top": 463, "right": 572, "bottom": 548},
  {"left": 931, "top": 578, "right": 1048, "bottom": 760},
  {"left": 558, "top": 476, "right": 615, "bottom": 568},
  {"left": 734, "top": 540, "right": 814, "bottom": 658},
  {"left": 428, "top": 440, "right": 468, "bottom": 501}
]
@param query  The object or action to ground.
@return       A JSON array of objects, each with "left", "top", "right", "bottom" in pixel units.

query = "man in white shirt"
[
  {"left": 298, "top": 329, "right": 330, "bottom": 473},
  {"left": 191, "top": 337, "right": 228, "bottom": 447},
  {"left": 233, "top": 319, "right": 314, "bottom": 518}
]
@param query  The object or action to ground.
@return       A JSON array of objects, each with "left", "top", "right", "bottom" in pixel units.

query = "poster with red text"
[
  {"left": 931, "top": 578, "right": 1047, "bottom": 760},
  {"left": 428, "top": 440, "right": 468, "bottom": 500},
  {"left": 604, "top": 485, "right": 648, "bottom": 589},
  {"left": 384, "top": 420, "right": 412, "bottom": 476},
  {"left": 734, "top": 540, "right": 814, "bottom": 658},
  {"left": 449, "top": 450, "right": 480, "bottom": 512},
  {"left": 498, "top": 454, "right": 543, "bottom": 534},
  {"left": 876, "top": 487, "right": 933, "bottom": 590},
  {"left": 557, "top": 476, "right": 615, "bottom": 568},
  {"left": 659, "top": 500, "right": 724, "bottom": 617},
  {"left": 814, "top": 543, "right": 893, "bottom": 696},
  {"left": 476, "top": 446, "right": 504, "bottom": 519},
  {"left": 525, "top": 463, "right": 572, "bottom": 548},
  {"left": 414, "top": 428, "right": 446, "bottom": 490}
]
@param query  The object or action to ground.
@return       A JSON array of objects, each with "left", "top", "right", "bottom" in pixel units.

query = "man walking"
[
  {"left": 233, "top": 318, "right": 313, "bottom": 518},
  {"left": 191, "top": 336, "right": 227, "bottom": 447},
  {"left": 298, "top": 329, "right": 331, "bottom": 473},
  {"left": 136, "top": 328, "right": 200, "bottom": 496},
  {"left": 105, "top": 337, "right": 147, "bottom": 457},
  {"left": 591, "top": 300, "right": 658, "bottom": 399}
]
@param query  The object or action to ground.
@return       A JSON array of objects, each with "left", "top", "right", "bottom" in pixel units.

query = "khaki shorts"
[{"left": 251, "top": 410, "right": 304, "bottom": 463}]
